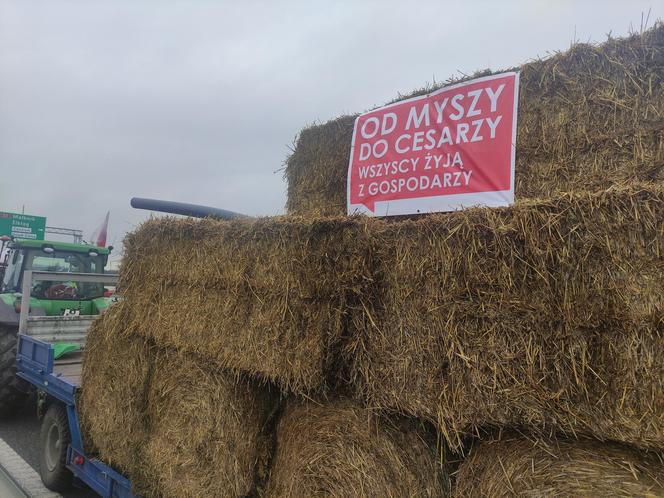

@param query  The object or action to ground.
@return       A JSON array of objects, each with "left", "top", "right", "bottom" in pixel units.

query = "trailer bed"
[
  {"left": 16, "top": 335, "right": 138, "bottom": 498},
  {"left": 53, "top": 353, "right": 83, "bottom": 386}
]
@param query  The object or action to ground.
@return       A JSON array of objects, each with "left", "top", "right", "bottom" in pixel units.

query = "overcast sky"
[{"left": 0, "top": 0, "right": 659, "bottom": 251}]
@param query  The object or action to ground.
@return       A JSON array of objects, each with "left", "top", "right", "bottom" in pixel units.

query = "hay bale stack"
[
  {"left": 79, "top": 304, "right": 154, "bottom": 476},
  {"left": 453, "top": 436, "right": 664, "bottom": 497},
  {"left": 81, "top": 302, "right": 279, "bottom": 497},
  {"left": 348, "top": 184, "right": 664, "bottom": 450},
  {"left": 264, "top": 399, "right": 449, "bottom": 497},
  {"left": 515, "top": 24, "right": 664, "bottom": 199},
  {"left": 285, "top": 25, "right": 664, "bottom": 216},
  {"left": 118, "top": 215, "right": 372, "bottom": 394},
  {"left": 138, "top": 348, "right": 277, "bottom": 498}
]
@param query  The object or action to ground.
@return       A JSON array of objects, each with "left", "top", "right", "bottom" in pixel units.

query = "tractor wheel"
[
  {"left": 0, "top": 325, "right": 29, "bottom": 418},
  {"left": 39, "top": 403, "right": 73, "bottom": 491}
]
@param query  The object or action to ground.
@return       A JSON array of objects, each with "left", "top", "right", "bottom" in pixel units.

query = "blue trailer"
[
  {"left": 15, "top": 334, "right": 138, "bottom": 498},
  {"left": 8, "top": 199, "right": 234, "bottom": 497},
  {"left": 10, "top": 270, "right": 138, "bottom": 497}
]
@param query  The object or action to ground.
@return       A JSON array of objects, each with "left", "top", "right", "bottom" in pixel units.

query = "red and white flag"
[{"left": 91, "top": 212, "right": 110, "bottom": 247}]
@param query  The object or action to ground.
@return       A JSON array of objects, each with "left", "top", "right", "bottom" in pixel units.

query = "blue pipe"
[{"left": 130, "top": 197, "right": 248, "bottom": 220}]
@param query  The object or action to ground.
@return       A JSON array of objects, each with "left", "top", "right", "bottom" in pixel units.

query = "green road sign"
[{"left": 0, "top": 212, "right": 46, "bottom": 240}]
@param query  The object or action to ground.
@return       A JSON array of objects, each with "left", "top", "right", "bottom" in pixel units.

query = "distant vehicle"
[
  {"left": 15, "top": 271, "right": 133, "bottom": 495},
  {"left": 0, "top": 237, "right": 114, "bottom": 416}
]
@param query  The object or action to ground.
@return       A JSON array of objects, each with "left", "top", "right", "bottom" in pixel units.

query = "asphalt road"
[{"left": 0, "top": 395, "right": 96, "bottom": 498}]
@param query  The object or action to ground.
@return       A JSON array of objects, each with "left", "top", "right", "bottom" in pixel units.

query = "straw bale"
[
  {"left": 285, "top": 25, "right": 664, "bottom": 216},
  {"left": 137, "top": 348, "right": 278, "bottom": 498},
  {"left": 285, "top": 115, "right": 356, "bottom": 216},
  {"left": 118, "top": 215, "right": 373, "bottom": 394},
  {"left": 79, "top": 304, "right": 154, "bottom": 476},
  {"left": 347, "top": 184, "right": 664, "bottom": 450},
  {"left": 264, "top": 398, "right": 449, "bottom": 498},
  {"left": 453, "top": 435, "right": 664, "bottom": 497}
]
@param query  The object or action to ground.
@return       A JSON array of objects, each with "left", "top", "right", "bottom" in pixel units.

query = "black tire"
[
  {"left": 39, "top": 403, "right": 73, "bottom": 491},
  {"left": 0, "top": 325, "right": 29, "bottom": 418}
]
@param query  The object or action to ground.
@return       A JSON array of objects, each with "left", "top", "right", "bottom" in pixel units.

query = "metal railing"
[{"left": 45, "top": 226, "right": 83, "bottom": 244}]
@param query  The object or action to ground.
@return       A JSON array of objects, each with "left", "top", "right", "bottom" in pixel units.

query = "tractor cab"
[{"left": 0, "top": 238, "right": 113, "bottom": 317}]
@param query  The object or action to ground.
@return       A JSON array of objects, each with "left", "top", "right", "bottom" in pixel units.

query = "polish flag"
[{"left": 91, "top": 212, "right": 110, "bottom": 247}]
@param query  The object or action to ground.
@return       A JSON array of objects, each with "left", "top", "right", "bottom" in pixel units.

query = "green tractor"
[{"left": 0, "top": 237, "right": 114, "bottom": 416}]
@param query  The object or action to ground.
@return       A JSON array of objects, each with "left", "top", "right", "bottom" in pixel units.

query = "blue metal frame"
[{"left": 16, "top": 335, "right": 139, "bottom": 498}]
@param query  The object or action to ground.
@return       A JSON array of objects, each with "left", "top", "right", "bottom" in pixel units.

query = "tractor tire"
[{"left": 0, "top": 325, "right": 29, "bottom": 418}]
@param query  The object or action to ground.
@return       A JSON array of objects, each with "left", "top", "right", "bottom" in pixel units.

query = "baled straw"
[
  {"left": 79, "top": 303, "right": 153, "bottom": 477},
  {"left": 347, "top": 184, "right": 664, "bottom": 451},
  {"left": 138, "top": 348, "right": 278, "bottom": 498},
  {"left": 453, "top": 435, "right": 664, "bottom": 497},
  {"left": 265, "top": 398, "right": 449, "bottom": 497},
  {"left": 110, "top": 184, "right": 663, "bottom": 453},
  {"left": 286, "top": 115, "right": 356, "bottom": 216},
  {"left": 118, "top": 215, "right": 373, "bottom": 394}
]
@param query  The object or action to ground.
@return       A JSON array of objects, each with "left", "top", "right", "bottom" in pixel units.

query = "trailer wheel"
[
  {"left": 0, "top": 326, "right": 29, "bottom": 418},
  {"left": 39, "top": 403, "right": 73, "bottom": 491}
]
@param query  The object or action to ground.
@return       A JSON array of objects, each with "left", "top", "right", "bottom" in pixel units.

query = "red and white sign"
[{"left": 347, "top": 72, "right": 519, "bottom": 216}]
